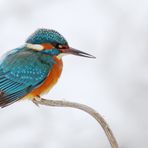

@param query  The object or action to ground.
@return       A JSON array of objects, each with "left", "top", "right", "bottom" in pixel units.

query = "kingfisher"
[{"left": 0, "top": 28, "right": 95, "bottom": 108}]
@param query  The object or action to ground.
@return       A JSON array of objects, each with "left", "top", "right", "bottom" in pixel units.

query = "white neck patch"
[
  {"left": 57, "top": 53, "right": 67, "bottom": 59},
  {"left": 26, "top": 43, "right": 44, "bottom": 51}
]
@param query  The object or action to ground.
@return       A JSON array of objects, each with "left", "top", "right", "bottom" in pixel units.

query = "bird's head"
[{"left": 26, "top": 28, "right": 95, "bottom": 59}]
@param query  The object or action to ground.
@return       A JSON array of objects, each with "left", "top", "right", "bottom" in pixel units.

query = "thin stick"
[{"left": 33, "top": 98, "right": 119, "bottom": 148}]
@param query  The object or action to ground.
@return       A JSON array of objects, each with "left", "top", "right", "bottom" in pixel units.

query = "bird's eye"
[
  {"left": 54, "top": 43, "right": 68, "bottom": 49},
  {"left": 58, "top": 44, "right": 63, "bottom": 49},
  {"left": 57, "top": 44, "right": 68, "bottom": 49}
]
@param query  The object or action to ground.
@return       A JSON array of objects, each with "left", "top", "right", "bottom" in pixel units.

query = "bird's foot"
[{"left": 32, "top": 95, "right": 41, "bottom": 107}]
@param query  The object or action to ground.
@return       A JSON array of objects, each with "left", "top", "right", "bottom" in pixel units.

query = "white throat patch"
[
  {"left": 26, "top": 43, "right": 44, "bottom": 51},
  {"left": 57, "top": 53, "right": 67, "bottom": 59}
]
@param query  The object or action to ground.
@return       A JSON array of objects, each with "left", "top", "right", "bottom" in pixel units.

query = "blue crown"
[{"left": 26, "top": 28, "right": 68, "bottom": 45}]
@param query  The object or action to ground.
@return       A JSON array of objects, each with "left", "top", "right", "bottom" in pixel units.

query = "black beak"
[{"left": 64, "top": 47, "right": 96, "bottom": 58}]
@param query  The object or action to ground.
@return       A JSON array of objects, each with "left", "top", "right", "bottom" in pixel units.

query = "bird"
[{"left": 0, "top": 28, "right": 95, "bottom": 108}]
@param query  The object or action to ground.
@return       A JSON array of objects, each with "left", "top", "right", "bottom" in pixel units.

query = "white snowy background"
[{"left": 0, "top": 0, "right": 147, "bottom": 147}]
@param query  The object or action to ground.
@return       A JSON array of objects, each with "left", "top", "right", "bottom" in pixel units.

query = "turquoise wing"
[{"left": 0, "top": 48, "right": 54, "bottom": 107}]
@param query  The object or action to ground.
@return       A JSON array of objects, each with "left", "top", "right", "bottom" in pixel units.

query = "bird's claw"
[{"left": 32, "top": 95, "right": 41, "bottom": 107}]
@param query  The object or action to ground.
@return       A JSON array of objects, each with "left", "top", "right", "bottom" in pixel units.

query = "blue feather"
[
  {"left": 0, "top": 46, "right": 54, "bottom": 107},
  {"left": 26, "top": 28, "right": 68, "bottom": 45}
]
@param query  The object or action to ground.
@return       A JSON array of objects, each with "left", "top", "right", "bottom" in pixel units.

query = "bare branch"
[{"left": 33, "top": 98, "right": 119, "bottom": 148}]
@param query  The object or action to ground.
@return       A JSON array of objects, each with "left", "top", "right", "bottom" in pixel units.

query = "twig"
[{"left": 33, "top": 98, "right": 119, "bottom": 148}]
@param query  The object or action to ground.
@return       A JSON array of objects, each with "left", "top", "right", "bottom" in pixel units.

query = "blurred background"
[{"left": 0, "top": 0, "right": 147, "bottom": 147}]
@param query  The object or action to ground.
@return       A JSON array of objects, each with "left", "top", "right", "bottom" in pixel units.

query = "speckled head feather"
[{"left": 26, "top": 28, "right": 68, "bottom": 46}]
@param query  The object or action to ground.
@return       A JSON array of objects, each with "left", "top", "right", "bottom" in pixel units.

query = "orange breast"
[{"left": 25, "top": 57, "right": 63, "bottom": 99}]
